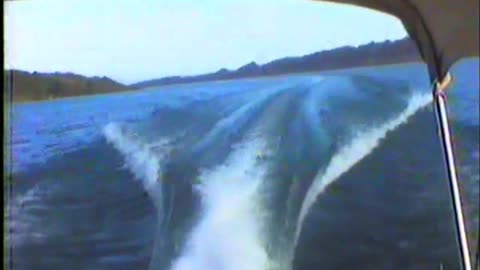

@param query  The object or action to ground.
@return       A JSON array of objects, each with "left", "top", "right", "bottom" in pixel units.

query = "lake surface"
[{"left": 7, "top": 60, "right": 479, "bottom": 270}]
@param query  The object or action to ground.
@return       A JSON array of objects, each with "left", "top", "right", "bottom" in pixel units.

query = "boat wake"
[
  {"left": 295, "top": 93, "right": 432, "bottom": 244},
  {"left": 103, "top": 122, "right": 171, "bottom": 207},
  {"left": 171, "top": 138, "right": 272, "bottom": 270},
  {"left": 101, "top": 76, "right": 435, "bottom": 270}
]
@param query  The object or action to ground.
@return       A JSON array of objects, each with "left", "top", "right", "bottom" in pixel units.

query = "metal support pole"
[{"left": 433, "top": 73, "right": 472, "bottom": 270}]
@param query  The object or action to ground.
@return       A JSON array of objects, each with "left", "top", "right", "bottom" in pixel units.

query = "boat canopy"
[{"left": 315, "top": 0, "right": 479, "bottom": 83}]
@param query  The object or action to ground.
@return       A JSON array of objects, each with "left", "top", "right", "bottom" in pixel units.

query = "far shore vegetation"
[{"left": 6, "top": 37, "right": 421, "bottom": 103}]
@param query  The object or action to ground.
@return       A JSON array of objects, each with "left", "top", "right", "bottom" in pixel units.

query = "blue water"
[{"left": 7, "top": 60, "right": 479, "bottom": 270}]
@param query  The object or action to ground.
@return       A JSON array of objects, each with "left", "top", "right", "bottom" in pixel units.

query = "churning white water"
[{"left": 170, "top": 138, "right": 273, "bottom": 270}]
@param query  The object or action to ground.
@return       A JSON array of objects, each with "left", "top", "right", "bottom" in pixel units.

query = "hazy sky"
[{"left": 5, "top": 0, "right": 406, "bottom": 84}]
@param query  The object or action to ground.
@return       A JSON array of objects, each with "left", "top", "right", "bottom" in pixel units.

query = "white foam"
[
  {"left": 103, "top": 122, "right": 169, "bottom": 192},
  {"left": 170, "top": 138, "right": 273, "bottom": 270},
  {"left": 294, "top": 93, "right": 433, "bottom": 244}
]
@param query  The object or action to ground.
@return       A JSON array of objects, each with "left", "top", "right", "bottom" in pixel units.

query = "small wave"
[
  {"left": 170, "top": 138, "right": 273, "bottom": 270},
  {"left": 192, "top": 87, "right": 283, "bottom": 153},
  {"left": 8, "top": 182, "right": 53, "bottom": 246},
  {"left": 295, "top": 93, "right": 433, "bottom": 244},
  {"left": 11, "top": 137, "right": 31, "bottom": 145},
  {"left": 103, "top": 122, "right": 170, "bottom": 193}
]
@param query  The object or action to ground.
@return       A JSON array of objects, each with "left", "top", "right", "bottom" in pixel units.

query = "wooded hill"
[{"left": 6, "top": 37, "right": 421, "bottom": 102}]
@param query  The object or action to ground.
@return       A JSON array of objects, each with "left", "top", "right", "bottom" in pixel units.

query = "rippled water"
[{"left": 7, "top": 60, "right": 479, "bottom": 270}]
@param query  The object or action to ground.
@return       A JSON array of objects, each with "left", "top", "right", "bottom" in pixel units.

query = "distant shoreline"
[
  {"left": 128, "top": 38, "right": 421, "bottom": 90},
  {"left": 7, "top": 37, "right": 423, "bottom": 103},
  {"left": 10, "top": 60, "right": 424, "bottom": 105},
  {"left": 132, "top": 60, "right": 424, "bottom": 91},
  {"left": 10, "top": 87, "right": 135, "bottom": 105}
]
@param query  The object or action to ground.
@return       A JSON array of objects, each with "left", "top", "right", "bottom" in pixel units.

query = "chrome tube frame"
[{"left": 433, "top": 74, "right": 472, "bottom": 270}]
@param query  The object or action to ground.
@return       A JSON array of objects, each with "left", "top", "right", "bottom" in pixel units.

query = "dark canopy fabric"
[{"left": 315, "top": 0, "right": 479, "bottom": 83}]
